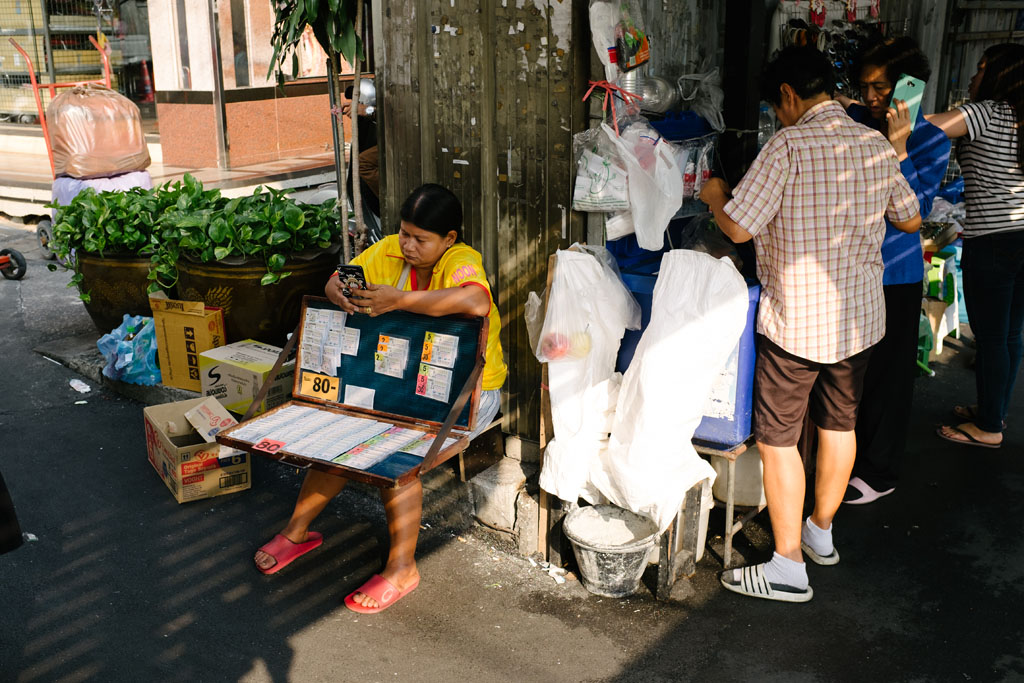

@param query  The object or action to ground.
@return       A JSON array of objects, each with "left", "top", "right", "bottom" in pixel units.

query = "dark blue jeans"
[{"left": 961, "top": 230, "right": 1024, "bottom": 433}]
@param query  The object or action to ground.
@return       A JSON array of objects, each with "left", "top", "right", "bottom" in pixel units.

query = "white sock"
[
  {"left": 762, "top": 552, "right": 808, "bottom": 589},
  {"left": 803, "top": 517, "right": 834, "bottom": 556}
]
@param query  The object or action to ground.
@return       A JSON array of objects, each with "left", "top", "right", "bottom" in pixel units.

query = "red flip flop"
[
  {"left": 344, "top": 574, "right": 420, "bottom": 614},
  {"left": 255, "top": 532, "right": 323, "bottom": 575}
]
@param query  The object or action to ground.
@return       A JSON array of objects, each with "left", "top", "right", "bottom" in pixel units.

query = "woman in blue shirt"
[{"left": 837, "top": 38, "right": 951, "bottom": 504}]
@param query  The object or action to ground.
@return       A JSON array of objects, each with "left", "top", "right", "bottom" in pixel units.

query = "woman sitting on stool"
[{"left": 253, "top": 183, "right": 506, "bottom": 613}]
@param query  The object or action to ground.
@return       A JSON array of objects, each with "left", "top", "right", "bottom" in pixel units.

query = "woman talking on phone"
[
  {"left": 930, "top": 44, "right": 1024, "bottom": 449},
  {"left": 835, "top": 38, "right": 951, "bottom": 503},
  {"left": 253, "top": 183, "right": 506, "bottom": 613}
]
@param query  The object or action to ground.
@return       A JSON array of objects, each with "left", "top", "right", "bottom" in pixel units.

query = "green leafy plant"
[
  {"left": 151, "top": 175, "right": 341, "bottom": 288},
  {"left": 48, "top": 174, "right": 342, "bottom": 301},
  {"left": 47, "top": 186, "right": 170, "bottom": 302}
]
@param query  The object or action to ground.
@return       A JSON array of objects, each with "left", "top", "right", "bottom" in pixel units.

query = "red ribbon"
[{"left": 582, "top": 80, "right": 643, "bottom": 137}]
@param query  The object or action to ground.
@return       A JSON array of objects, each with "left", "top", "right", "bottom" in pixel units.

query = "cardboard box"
[
  {"left": 143, "top": 397, "right": 251, "bottom": 504},
  {"left": 150, "top": 292, "right": 226, "bottom": 392},
  {"left": 199, "top": 340, "right": 295, "bottom": 416}
]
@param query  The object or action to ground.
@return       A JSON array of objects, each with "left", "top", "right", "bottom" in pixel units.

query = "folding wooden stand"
[{"left": 218, "top": 296, "right": 487, "bottom": 489}]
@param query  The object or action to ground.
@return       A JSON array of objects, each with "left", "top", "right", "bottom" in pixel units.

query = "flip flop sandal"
[
  {"left": 719, "top": 562, "right": 813, "bottom": 603},
  {"left": 345, "top": 574, "right": 420, "bottom": 614},
  {"left": 801, "top": 541, "right": 840, "bottom": 566},
  {"left": 952, "top": 406, "right": 1006, "bottom": 429},
  {"left": 936, "top": 425, "right": 1001, "bottom": 450},
  {"left": 843, "top": 476, "right": 895, "bottom": 506},
  {"left": 255, "top": 532, "right": 323, "bottom": 575}
]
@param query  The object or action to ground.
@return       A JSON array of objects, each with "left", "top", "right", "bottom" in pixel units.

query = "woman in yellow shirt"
[{"left": 253, "top": 184, "right": 506, "bottom": 613}]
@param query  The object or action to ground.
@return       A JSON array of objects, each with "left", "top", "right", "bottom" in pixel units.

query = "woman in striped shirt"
[{"left": 929, "top": 43, "right": 1024, "bottom": 449}]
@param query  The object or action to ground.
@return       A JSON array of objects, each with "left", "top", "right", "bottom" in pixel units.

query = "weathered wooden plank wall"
[{"left": 374, "top": 0, "right": 588, "bottom": 443}]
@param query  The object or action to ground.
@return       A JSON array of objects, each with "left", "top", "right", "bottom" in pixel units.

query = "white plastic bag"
[
  {"left": 588, "top": 1, "right": 620, "bottom": 82},
  {"left": 572, "top": 127, "right": 630, "bottom": 212},
  {"left": 588, "top": 250, "right": 749, "bottom": 531},
  {"left": 677, "top": 67, "right": 726, "bottom": 133},
  {"left": 530, "top": 245, "right": 640, "bottom": 364},
  {"left": 536, "top": 246, "right": 641, "bottom": 503},
  {"left": 604, "top": 122, "right": 683, "bottom": 251}
]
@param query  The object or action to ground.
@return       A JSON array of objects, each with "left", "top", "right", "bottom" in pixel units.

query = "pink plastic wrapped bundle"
[{"left": 46, "top": 84, "right": 150, "bottom": 179}]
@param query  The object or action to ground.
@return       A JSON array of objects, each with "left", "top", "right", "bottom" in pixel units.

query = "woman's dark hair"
[
  {"left": 975, "top": 42, "right": 1024, "bottom": 169},
  {"left": 854, "top": 37, "right": 932, "bottom": 87},
  {"left": 399, "top": 183, "right": 464, "bottom": 242},
  {"left": 760, "top": 46, "right": 835, "bottom": 105}
]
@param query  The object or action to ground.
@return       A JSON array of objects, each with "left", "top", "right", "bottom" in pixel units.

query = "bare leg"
[
  {"left": 811, "top": 427, "right": 856, "bottom": 530},
  {"left": 759, "top": 442, "right": 805, "bottom": 563},
  {"left": 350, "top": 479, "right": 423, "bottom": 609},
  {"left": 254, "top": 469, "right": 348, "bottom": 571}
]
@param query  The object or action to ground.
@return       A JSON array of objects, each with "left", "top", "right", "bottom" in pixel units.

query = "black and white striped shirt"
[{"left": 958, "top": 100, "right": 1024, "bottom": 238}]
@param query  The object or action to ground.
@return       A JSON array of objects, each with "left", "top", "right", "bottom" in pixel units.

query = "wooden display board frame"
[{"left": 217, "top": 296, "right": 487, "bottom": 489}]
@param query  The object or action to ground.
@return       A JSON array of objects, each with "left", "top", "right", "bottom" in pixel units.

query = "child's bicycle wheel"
[{"left": 0, "top": 248, "right": 27, "bottom": 280}]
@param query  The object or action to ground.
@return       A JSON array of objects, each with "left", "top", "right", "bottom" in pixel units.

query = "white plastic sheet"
[
  {"left": 604, "top": 122, "right": 683, "bottom": 251},
  {"left": 537, "top": 247, "right": 640, "bottom": 503},
  {"left": 589, "top": 250, "right": 749, "bottom": 531}
]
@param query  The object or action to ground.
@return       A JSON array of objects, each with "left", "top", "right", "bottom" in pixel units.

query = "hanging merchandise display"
[
  {"left": 769, "top": 1, "right": 890, "bottom": 99},
  {"left": 532, "top": 247, "right": 641, "bottom": 504},
  {"left": 586, "top": 250, "right": 749, "bottom": 532}
]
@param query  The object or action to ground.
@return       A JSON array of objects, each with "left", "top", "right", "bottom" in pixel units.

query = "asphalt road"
[{"left": 1, "top": 221, "right": 1022, "bottom": 682}]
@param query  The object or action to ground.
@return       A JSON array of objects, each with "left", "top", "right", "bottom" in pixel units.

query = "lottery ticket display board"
[{"left": 217, "top": 296, "right": 488, "bottom": 488}]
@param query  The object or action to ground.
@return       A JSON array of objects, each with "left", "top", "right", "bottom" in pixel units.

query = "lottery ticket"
[
  {"left": 415, "top": 363, "right": 453, "bottom": 403},
  {"left": 374, "top": 335, "right": 410, "bottom": 379},
  {"left": 420, "top": 332, "right": 459, "bottom": 369}
]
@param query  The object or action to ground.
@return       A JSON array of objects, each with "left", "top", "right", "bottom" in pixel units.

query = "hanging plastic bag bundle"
[
  {"left": 604, "top": 120, "right": 684, "bottom": 251},
  {"left": 97, "top": 314, "right": 161, "bottom": 386},
  {"left": 588, "top": 250, "right": 749, "bottom": 531},
  {"left": 677, "top": 67, "right": 726, "bottom": 133},
  {"left": 572, "top": 126, "right": 630, "bottom": 213},
  {"left": 531, "top": 246, "right": 641, "bottom": 504}
]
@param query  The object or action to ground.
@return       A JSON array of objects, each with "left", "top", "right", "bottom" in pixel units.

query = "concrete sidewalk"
[{"left": 2, "top": 220, "right": 1023, "bottom": 681}]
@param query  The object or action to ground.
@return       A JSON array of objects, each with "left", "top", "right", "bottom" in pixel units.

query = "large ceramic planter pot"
[
  {"left": 77, "top": 252, "right": 157, "bottom": 332},
  {"left": 175, "top": 248, "right": 339, "bottom": 345}
]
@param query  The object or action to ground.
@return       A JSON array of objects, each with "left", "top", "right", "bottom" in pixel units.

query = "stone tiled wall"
[{"left": 157, "top": 91, "right": 347, "bottom": 169}]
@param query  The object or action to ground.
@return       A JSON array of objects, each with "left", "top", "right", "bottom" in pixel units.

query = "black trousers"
[{"left": 852, "top": 281, "right": 923, "bottom": 491}]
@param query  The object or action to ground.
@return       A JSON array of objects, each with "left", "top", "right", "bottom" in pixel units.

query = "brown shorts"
[{"left": 753, "top": 335, "right": 874, "bottom": 447}]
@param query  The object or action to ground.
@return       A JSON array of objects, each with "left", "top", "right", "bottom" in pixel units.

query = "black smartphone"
[{"left": 335, "top": 264, "right": 367, "bottom": 297}]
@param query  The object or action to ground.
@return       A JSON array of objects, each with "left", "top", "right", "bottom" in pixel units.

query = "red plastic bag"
[{"left": 46, "top": 84, "right": 150, "bottom": 179}]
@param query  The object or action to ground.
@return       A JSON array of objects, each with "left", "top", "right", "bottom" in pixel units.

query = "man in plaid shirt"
[{"left": 701, "top": 46, "right": 921, "bottom": 603}]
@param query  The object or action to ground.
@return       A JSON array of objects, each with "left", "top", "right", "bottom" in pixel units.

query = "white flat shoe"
[{"left": 843, "top": 476, "right": 894, "bottom": 505}]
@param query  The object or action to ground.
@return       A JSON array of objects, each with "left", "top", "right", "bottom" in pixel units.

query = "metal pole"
[{"left": 207, "top": 0, "right": 229, "bottom": 169}]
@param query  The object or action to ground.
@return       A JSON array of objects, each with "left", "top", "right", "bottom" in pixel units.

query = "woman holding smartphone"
[
  {"left": 253, "top": 183, "right": 506, "bottom": 613},
  {"left": 835, "top": 38, "right": 951, "bottom": 503},
  {"left": 930, "top": 44, "right": 1024, "bottom": 449}
]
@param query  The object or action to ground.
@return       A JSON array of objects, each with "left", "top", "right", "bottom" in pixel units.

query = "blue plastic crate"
[{"left": 615, "top": 272, "right": 760, "bottom": 449}]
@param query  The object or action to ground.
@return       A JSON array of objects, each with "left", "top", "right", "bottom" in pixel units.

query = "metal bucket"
[{"left": 563, "top": 504, "right": 659, "bottom": 598}]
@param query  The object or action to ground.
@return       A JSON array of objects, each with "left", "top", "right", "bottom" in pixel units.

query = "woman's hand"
[
  {"left": 886, "top": 99, "right": 912, "bottom": 161},
  {"left": 325, "top": 274, "right": 359, "bottom": 313},
  {"left": 347, "top": 283, "right": 405, "bottom": 317}
]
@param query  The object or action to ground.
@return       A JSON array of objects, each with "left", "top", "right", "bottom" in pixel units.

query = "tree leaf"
[
  {"left": 283, "top": 204, "right": 304, "bottom": 231},
  {"left": 268, "top": 253, "right": 286, "bottom": 271},
  {"left": 269, "top": 230, "right": 291, "bottom": 245}
]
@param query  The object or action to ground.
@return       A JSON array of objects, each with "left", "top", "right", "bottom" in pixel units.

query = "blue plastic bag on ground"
[{"left": 97, "top": 314, "right": 161, "bottom": 385}]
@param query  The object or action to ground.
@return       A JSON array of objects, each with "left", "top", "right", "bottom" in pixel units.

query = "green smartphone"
[{"left": 891, "top": 73, "right": 925, "bottom": 123}]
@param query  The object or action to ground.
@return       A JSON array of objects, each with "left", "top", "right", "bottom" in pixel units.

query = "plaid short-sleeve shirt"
[{"left": 725, "top": 100, "right": 919, "bottom": 364}]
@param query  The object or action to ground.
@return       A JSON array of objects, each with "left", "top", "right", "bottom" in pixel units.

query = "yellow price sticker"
[{"left": 300, "top": 372, "right": 340, "bottom": 400}]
